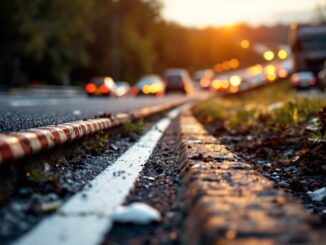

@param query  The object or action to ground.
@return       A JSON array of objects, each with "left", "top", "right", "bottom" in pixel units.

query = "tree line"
[{"left": 0, "top": 0, "right": 290, "bottom": 87}]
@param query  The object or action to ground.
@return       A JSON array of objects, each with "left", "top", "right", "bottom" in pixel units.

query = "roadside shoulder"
[{"left": 177, "top": 111, "right": 326, "bottom": 245}]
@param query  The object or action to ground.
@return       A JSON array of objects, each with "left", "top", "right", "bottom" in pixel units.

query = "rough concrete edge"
[{"left": 176, "top": 110, "right": 326, "bottom": 245}]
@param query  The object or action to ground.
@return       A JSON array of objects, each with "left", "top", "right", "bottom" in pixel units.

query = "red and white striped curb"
[
  {"left": 0, "top": 93, "right": 214, "bottom": 164},
  {"left": 0, "top": 118, "right": 115, "bottom": 164},
  {"left": 0, "top": 98, "right": 191, "bottom": 164},
  {"left": 0, "top": 108, "right": 153, "bottom": 164}
]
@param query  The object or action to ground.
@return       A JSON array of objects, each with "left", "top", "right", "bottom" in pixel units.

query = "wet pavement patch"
[{"left": 104, "top": 119, "right": 182, "bottom": 245}]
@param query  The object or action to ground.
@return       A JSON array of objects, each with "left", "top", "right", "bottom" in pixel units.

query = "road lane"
[
  {"left": 0, "top": 94, "right": 186, "bottom": 133},
  {"left": 13, "top": 105, "right": 190, "bottom": 245}
]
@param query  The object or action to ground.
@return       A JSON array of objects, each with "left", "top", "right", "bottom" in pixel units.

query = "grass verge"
[{"left": 193, "top": 79, "right": 326, "bottom": 219}]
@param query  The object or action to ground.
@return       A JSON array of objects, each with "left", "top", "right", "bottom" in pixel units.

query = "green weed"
[
  {"left": 123, "top": 119, "right": 145, "bottom": 134},
  {"left": 27, "top": 169, "right": 45, "bottom": 183},
  {"left": 194, "top": 79, "right": 326, "bottom": 137}
]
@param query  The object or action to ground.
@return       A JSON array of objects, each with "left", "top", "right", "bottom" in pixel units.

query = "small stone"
[
  {"left": 110, "top": 144, "right": 119, "bottom": 151},
  {"left": 166, "top": 211, "right": 175, "bottom": 218},
  {"left": 278, "top": 181, "right": 288, "bottom": 188},
  {"left": 73, "top": 110, "right": 81, "bottom": 116},
  {"left": 246, "top": 135, "right": 253, "bottom": 141},
  {"left": 40, "top": 201, "right": 62, "bottom": 213},
  {"left": 19, "top": 188, "right": 32, "bottom": 197},
  {"left": 44, "top": 163, "right": 51, "bottom": 172},
  {"left": 308, "top": 187, "right": 326, "bottom": 202},
  {"left": 11, "top": 202, "right": 25, "bottom": 212},
  {"left": 144, "top": 176, "right": 155, "bottom": 181},
  {"left": 169, "top": 231, "right": 177, "bottom": 240},
  {"left": 45, "top": 193, "right": 59, "bottom": 202}
]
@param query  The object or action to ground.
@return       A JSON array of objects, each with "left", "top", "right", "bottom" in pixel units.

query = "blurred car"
[
  {"left": 164, "top": 69, "right": 193, "bottom": 94},
  {"left": 115, "top": 81, "right": 130, "bottom": 97},
  {"left": 290, "top": 72, "right": 317, "bottom": 89},
  {"left": 85, "top": 77, "right": 117, "bottom": 96},
  {"left": 318, "top": 61, "right": 326, "bottom": 90},
  {"left": 246, "top": 64, "right": 266, "bottom": 86},
  {"left": 133, "top": 75, "right": 165, "bottom": 96},
  {"left": 228, "top": 75, "right": 243, "bottom": 93},
  {"left": 264, "top": 64, "right": 277, "bottom": 82},
  {"left": 276, "top": 60, "right": 293, "bottom": 79},
  {"left": 210, "top": 76, "right": 230, "bottom": 92},
  {"left": 193, "top": 69, "right": 214, "bottom": 89}
]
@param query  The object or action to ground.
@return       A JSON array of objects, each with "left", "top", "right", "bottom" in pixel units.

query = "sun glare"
[{"left": 162, "top": 0, "right": 314, "bottom": 27}]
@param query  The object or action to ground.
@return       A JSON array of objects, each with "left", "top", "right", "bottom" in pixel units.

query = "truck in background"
[{"left": 289, "top": 23, "right": 326, "bottom": 77}]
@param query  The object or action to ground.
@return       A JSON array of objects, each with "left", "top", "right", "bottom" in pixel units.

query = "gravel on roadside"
[{"left": 104, "top": 119, "right": 183, "bottom": 245}]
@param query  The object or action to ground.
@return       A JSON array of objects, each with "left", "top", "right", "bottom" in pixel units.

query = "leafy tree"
[
  {"left": 0, "top": 0, "right": 289, "bottom": 87},
  {"left": 0, "top": 0, "right": 93, "bottom": 85},
  {"left": 86, "top": 0, "right": 161, "bottom": 83}
]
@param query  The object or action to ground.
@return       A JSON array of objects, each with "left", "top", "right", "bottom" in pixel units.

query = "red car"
[{"left": 85, "top": 77, "right": 118, "bottom": 96}]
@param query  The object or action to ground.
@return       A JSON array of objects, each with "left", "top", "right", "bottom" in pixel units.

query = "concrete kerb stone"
[{"left": 177, "top": 110, "right": 326, "bottom": 245}]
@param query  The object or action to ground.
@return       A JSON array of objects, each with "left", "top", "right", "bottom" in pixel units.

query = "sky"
[{"left": 162, "top": 0, "right": 320, "bottom": 27}]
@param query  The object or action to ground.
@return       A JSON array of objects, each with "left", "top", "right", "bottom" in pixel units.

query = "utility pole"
[{"left": 112, "top": 0, "right": 120, "bottom": 80}]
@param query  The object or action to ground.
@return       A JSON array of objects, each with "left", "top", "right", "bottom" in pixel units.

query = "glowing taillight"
[
  {"left": 310, "top": 78, "right": 317, "bottom": 85},
  {"left": 278, "top": 69, "right": 288, "bottom": 78},
  {"left": 131, "top": 86, "right": 138, "bottom": 95},
  {"left": 86, "top": 83, "right": 96, "bottom": 93},
  {"left": 290, "top": 75, "right": 299, "bottom": 85},
  {"left": 100, "top": 84, "right": 109, "bottom": 94},
  {"left": 291, "top": 79, "right": 299, "bottom": 85},
  {"left": 200, "top": 78, "right": 210, "bottom": 88}
]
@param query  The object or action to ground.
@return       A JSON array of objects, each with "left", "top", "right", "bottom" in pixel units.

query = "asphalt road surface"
[
  {"left": 296, "top": 88, "right": 326, "bottom": 99},
  {"left": 0, "top": 94, "right": 187, "bottom": 133}
]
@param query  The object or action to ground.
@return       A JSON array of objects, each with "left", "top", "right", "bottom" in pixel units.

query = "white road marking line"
[
  {"left": 9, "top": 100, "right": 38, "bottom": 107},
  {"left": 9, "top": 99, "right": 60, "bottom": 107},
  {"left": 14, "top": 103, "right": 192, "bottom": 245}
]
